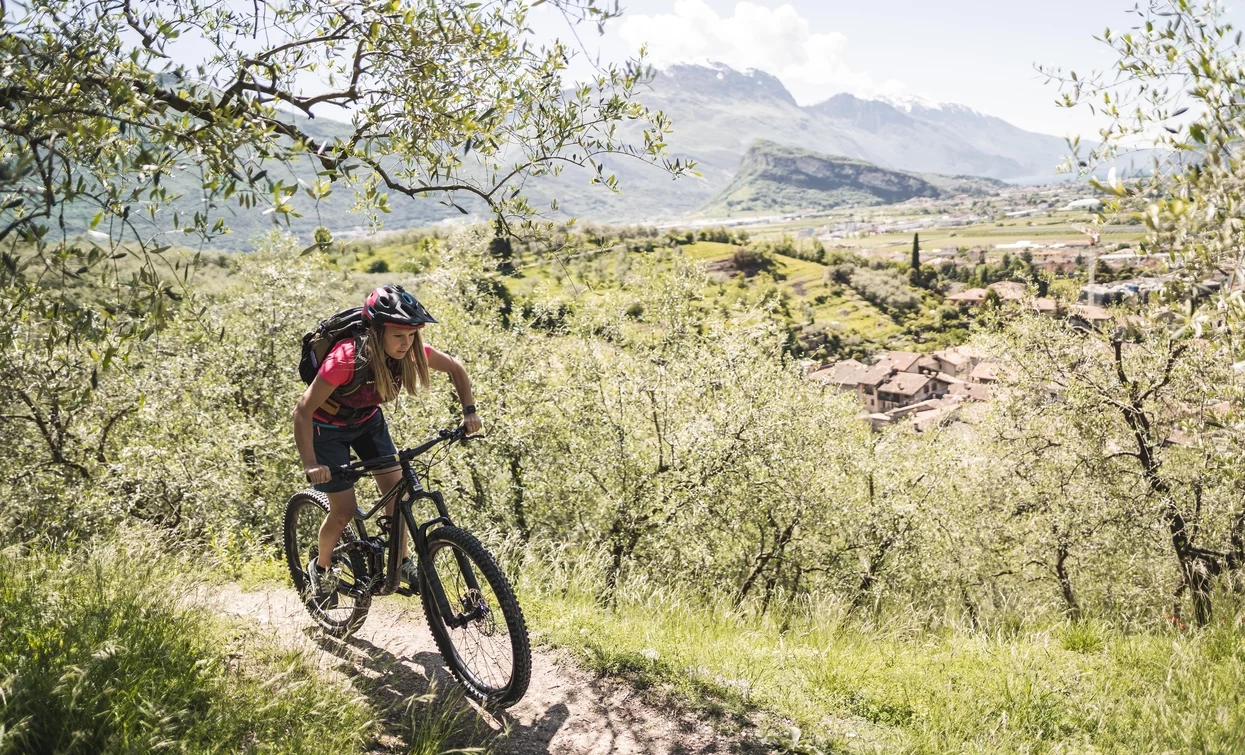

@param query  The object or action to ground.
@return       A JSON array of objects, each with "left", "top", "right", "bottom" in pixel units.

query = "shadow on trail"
[{"left": 308, "top": 629, "right": 571, "bottom": 754}]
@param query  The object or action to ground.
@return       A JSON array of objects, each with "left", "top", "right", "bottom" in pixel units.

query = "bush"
[
  {"left": 367, "top": 258, "right": 390, "bottom": 273},
  {"left": 845, "top": 266, "right": 920, "bottom": 313},
  {"left": 731, "top": 246, "right": 777, "bottom": 275}
]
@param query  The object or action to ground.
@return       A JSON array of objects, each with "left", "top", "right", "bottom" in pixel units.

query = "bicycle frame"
[{"left": 331, "top": 455, "right": 485, "bottom": 629}]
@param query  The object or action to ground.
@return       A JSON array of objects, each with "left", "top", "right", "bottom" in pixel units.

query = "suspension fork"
[{"left": 395, "top": 464, "right": 484, "bottom": 627}]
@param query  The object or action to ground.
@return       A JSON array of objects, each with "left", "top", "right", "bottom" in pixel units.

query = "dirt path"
[{"left": 214, "top": 584, "right": 744, "bottom": 754}]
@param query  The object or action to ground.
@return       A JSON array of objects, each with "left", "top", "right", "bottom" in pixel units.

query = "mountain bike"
[{"left": 281, "top": 426, "right": 530, "bottom": 707}]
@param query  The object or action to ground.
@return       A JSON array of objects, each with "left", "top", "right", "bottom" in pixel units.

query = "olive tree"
[
  {"left": 978, "top": 307, "right": 1244, "bottom": 624},
  {"left": 0, "top": 0, "right": 688, "bottom": 521}
]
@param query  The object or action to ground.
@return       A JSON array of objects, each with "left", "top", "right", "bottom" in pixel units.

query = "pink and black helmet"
[{"left": 363, "top": 284, "right": 437, "bottom": 328}]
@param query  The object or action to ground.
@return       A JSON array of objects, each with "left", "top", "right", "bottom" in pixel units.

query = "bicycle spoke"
[{"left": 431, "top": 541, "right": 514, "bottom": 691}]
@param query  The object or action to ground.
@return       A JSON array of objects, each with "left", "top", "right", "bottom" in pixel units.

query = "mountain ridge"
[{"left": 699, "top": 139, "right": 1006, "bottom": 216}]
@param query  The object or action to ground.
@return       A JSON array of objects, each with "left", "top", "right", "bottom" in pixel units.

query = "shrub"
[{"left": 847, "top": 267, "right": 920, "bottom": 313}]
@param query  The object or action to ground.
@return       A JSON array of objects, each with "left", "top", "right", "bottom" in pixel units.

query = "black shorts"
[{"left": 311, "top": 409, "right": 398, "bottom": 494}]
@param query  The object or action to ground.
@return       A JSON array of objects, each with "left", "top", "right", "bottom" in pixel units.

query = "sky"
[{"left": 528, "top": 0, "right": 1245, "bottom": 139}]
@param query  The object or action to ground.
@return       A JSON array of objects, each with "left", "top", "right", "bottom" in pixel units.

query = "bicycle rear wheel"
[
  {"left": 420, "top": 526, "right": 530, "bottom": 707},
  {"left": 282, "top": 490, "right": 372, "bottom": 637}
]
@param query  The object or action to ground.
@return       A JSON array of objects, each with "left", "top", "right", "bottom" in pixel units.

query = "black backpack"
[{"left": 299, "top": 306, "right": 367, "bottom": 385}]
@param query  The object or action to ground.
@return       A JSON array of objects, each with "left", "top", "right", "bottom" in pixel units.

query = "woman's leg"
[{"left": 317, "top": 487, "right": 358, "bottom": 569}]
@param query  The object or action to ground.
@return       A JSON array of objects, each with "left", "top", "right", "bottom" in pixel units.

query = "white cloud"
[{"left": 618, "top": 0, "right": 907, "bottom": 105}]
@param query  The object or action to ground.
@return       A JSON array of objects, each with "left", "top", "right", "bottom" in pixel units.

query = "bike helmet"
[{"left": 363, "top": 284, "right": 437, "bottom": 328}]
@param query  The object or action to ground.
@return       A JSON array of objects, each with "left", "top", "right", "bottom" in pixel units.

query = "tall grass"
[
  {"left": 1, "top": 536, "right": 381, "bottom": 754},
  {"left": 518, "top": 555, "right": 1245, "bottom": 753}
]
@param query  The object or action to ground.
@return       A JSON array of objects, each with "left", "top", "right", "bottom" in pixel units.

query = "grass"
[
  {"left": 520, "top": 572, "right": 1245, "bottom": 754},
  {"left": 0, "top": 538, "right": 489, "bottom": 755}
]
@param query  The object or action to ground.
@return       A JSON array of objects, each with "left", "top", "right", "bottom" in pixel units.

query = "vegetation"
[
  {"left": 6, "top": 0, "right": 1245, "bottom": 751},
  {"left": 2, "top": 223, "right": 1243, "bottom": 750},
  {"left": 525, "top": 562, "right": 1245, "bottom": 753},
  {"left": 1050, "top": 0, "right": 1245, "bottom": 317},
  {"left": 0, "top": 536, "right": 374, "bottom": 753}
]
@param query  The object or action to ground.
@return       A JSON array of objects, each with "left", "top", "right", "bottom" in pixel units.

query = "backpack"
[{"left": 299, "top": 306, "right": 367, "bottom": 386}]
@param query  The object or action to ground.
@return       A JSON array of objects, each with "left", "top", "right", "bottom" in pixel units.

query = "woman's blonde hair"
[{"left": 364, "top": 322, "right": 431, "bottom": 402}]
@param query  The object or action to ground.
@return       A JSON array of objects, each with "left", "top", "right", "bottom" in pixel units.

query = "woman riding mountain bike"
[{"left": 292, "top": 284, "right": 482, "bottom": 602}]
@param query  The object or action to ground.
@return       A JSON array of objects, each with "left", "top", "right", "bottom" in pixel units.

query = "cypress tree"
[{"left": 911, "top": 233, "right": 920, "bottom": 270}]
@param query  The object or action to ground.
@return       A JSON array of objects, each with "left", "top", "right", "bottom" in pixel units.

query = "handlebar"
[{"left": 305, "top": 426, "right": 481, "bottom": 484}]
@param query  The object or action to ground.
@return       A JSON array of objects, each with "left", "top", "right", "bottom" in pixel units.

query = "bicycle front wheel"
[{"left": 420, "top": 526, "right": 531, "bottom": 707}]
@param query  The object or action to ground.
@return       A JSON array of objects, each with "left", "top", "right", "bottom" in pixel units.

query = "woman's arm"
[
  {"left": 425, "top": 345, "right": 482, "bottom": 434},
  {"left": 293, "top": 375, "right": 339, "bottom": 484}
]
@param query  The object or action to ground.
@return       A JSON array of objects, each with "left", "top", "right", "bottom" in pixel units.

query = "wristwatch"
[{"left": 461, "top": 404, "right": 477, "bottom": 415}]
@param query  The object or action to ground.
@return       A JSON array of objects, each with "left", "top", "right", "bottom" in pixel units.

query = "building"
[
  {"left": 876, "top": 372, "right": 936, "bottom": 412},
  {"left": 809, "top": 359, "right": 868, "bottom": 393},
  {"left": 970, "top": 362, "right": 1000, "bottom": 383},
  {"left": 876, "top": 351, "right": 922, "bottom": 374},
  {"left": 816, "top": 345, "right": 996, "bottom": 429},
  {"left": 989, "top": 281, "right": 1027, "bottom": 301},
  {"left": 856, "top": 363, "right": 897, "bottom": 413},
  {"left": 946, "top": 288, "right": 988, "bottom": 306}
]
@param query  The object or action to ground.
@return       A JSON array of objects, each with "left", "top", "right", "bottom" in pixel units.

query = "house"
[
  {"left": 1044, "top": 259, "right": 1077, "bottom": 275},
  {"left": 1033, "top": 297, "right": 1061, "bottom": 316},
  {"left": 950, "top": 382, "right": 991, "bottom": 401},
  {"left": 931, "top": 346, "right": 981, "bottom": 377},
  {"left": 876, "top": 351, "right": 922, "bottom": 374},
  {"left": 876, "top": 372, "right": 943, "bottom": 412},
  {"left": 989, "top": 281, "right": 1027, "bottom": 301},
  {"left": 970, "top": 362, "right": 1000, "bottom": 383},
  {"left": 1070, "top": 304, "right": 1112, "bottom": 328},
  {"left": 809, "top": 359, "right": 868, "bottom": 393},
  {"left": 856, "top": 364, "right": 896, "bottom": 413},
  {"left": 946, "top": 288, "right": 988, "bottom": 306}
]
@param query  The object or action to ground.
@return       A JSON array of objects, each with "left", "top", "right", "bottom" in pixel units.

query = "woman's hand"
[
  {"left": 462, "top": 412, "right": 483, "bottom": 435},
  {"left": 305, "top": 465, "right": 331, "bottom": 485}
]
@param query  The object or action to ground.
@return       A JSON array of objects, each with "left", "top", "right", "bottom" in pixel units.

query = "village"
[{"left": 805, "top": 269, "right": 1210, "bottom": 431}]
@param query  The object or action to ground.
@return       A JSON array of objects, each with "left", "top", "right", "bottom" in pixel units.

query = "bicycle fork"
[{"left": 379, "top": 463, "right": 486, "bottom": 628}]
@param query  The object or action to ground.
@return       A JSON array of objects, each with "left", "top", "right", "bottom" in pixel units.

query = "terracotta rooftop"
[
  {"left": 879, "top": 372, "right": 931, "bottom": 396},
  {"left": 811, "top": 359, "right": 869, "bottom": 386},
  {"left": 1033, "top": 297, "right": 1060, "bottom": 313},
  {"left": 933, "top": 349, "right": 970, "bottom": 367},
  {"left": 1072, "top": 304, "right": 1112, "bottom": 323},
  {"left": 879, "top": 351, "right": 922, "bottom": 373},
  {"left": 989, "top": 281, "right": 1027, "bottom": 301},
  {"left": 950, "top": 382, "right": 991, "bottom": 401},
  {"left": 947, "top": 288, "right": 988, "bottom": 303},
  {"left": 858, "top": 364, "right": 895, "bottom": 387},
  {"left": 970, "top": 362, "right": 1000, "bottom": 382}
]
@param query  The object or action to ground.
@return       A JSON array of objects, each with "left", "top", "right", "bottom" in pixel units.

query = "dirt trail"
[{"left": 215, "top": 584, "right": 741, "bottom": 754}]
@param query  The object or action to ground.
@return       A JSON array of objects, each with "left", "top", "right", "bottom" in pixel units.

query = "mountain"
[
  {"left": 536, "top": 63, "right": 1073, "bottom": 221},
  {"left": 69, "top": 62, "right": 1077, "bottom": 247},
  {"left": 700, "top": 140, "right": 1005, "bottom": 215}
]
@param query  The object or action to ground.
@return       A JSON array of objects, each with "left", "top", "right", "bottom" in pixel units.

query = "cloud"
[{"left": 618, "top": 0, "right": 906, "bottom": 105}]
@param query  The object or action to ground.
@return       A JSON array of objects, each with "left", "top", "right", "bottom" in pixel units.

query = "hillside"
[{"left": 699, "top": 140, "right": 1004, "bottom": 215}]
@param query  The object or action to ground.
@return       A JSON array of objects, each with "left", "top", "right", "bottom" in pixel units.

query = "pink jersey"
[{"left": 313, "top": 340, "right": 431, "bottom": 426}]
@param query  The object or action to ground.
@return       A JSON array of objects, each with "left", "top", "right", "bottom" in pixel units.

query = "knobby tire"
[{"left": 419, "top": 525, "right": 531, "bottom": 707}]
